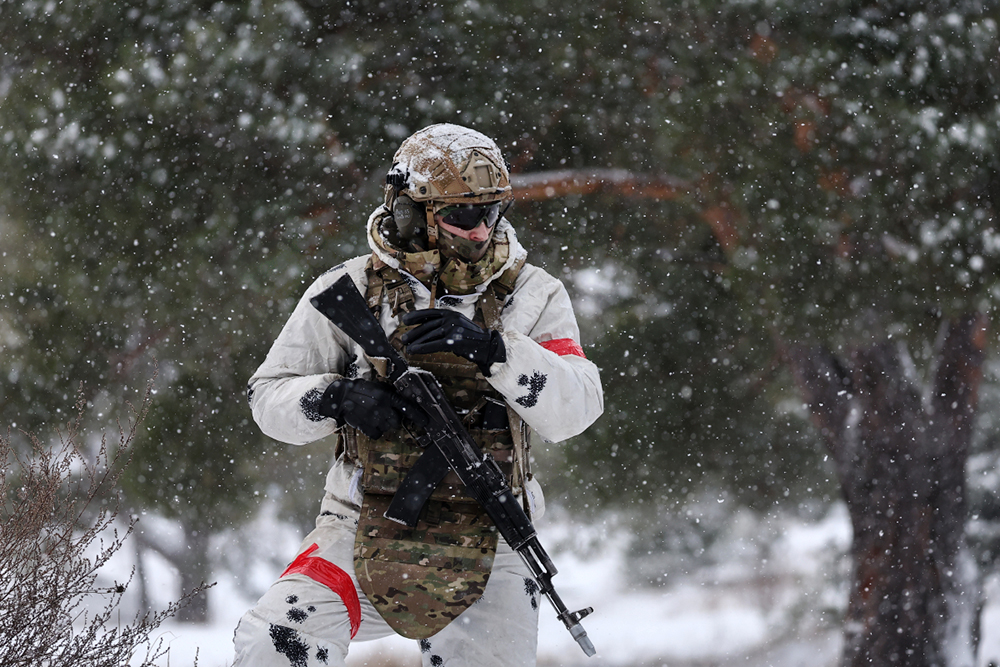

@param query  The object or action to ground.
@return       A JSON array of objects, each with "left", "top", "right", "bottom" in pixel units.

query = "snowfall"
[{"left": 99, "top": 497, "right": 1000, "bottom": 667}]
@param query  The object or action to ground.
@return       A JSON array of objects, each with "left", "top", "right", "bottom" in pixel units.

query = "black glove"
[
  {"left": 318, "top": 378, "right": 427, "bottom": 440},
  {"left": 401, "top": 309, "right": 506, "bottom": 376}
]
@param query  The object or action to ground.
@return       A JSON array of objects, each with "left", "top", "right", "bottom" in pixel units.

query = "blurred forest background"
[{"left": 2, "top": 1, "right": 1000, "bottom": 665}]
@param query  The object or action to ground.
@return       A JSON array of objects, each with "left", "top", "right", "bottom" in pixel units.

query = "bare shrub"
[{"left": 0, "top": 385, "right": 208, "bottom": 666}]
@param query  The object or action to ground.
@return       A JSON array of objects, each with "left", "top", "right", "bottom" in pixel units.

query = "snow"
[
  {"left": 391, "top": 123, "right": 506, "bottom": 192},
  {"left": 107, "top": 501, "right": 1000, "bottom": 667}
]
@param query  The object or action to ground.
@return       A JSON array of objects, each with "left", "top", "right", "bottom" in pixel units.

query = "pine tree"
[
  {"left": 4, "top": 1, "right": 998, "bottom": 657},
  {"left": 636, "top": 2, "right": 1000, "bottom": 664},
  {"left": 0, "top": 0, "right": 352, "bottom": 620}
]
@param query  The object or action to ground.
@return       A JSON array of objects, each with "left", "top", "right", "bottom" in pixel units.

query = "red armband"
[{"left": 539, "top": 338, "right": 587, "bottom": 358}]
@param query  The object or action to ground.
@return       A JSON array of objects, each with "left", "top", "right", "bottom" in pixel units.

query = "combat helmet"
[{"left": 384, "top": 124, "right": 511, "bottom": 252}]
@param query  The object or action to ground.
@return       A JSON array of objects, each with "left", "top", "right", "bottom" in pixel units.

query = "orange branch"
[
  {"left": 699, "top": 204, "right": 741, "bottom": 257},
  {"left": 510, "top": 168, "right": 742, "bottom": 259},
  {"left": 510, "top": 169, "right": 690, "bottom": 202}
]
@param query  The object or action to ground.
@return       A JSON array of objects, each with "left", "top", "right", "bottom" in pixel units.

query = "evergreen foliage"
[{"left": 2, "top": 0, "right": 999, "bottom": 644}]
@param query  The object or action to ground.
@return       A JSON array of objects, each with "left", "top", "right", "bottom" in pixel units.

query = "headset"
[
  {"left": 391, "top": 193, "right": 425, "bottom": 243},
  {"left": 386, "top": 171, "right": 428, "bottom": 251}
]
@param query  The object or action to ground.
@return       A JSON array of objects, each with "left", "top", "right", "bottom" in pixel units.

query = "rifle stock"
[
  {"left": 309, "top": 276, "right": 407, "bottom": 380},
  {"left": 310, "top": 273, "right": 596, "bottom": 657}
]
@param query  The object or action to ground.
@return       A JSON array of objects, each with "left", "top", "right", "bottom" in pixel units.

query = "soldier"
[{"left": 234, "top": 123, "right": 604, "bottom": 667}]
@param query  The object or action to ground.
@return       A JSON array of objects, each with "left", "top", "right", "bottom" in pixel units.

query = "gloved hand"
[
  {"left": 318, "top": 378, "right": 427, "bottom": 439},
  {"left": 401, "top": 309, "right": 506, "bottom": 376}
]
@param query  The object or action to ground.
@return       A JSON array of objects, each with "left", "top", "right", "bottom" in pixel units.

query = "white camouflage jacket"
[{"left": 248, "top": 212, "right": 604, "bottom": 510}]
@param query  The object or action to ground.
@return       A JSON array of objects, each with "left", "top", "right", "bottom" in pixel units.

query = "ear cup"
[{"left": 391, "top": 195, "right": 428, "bottom": 249}]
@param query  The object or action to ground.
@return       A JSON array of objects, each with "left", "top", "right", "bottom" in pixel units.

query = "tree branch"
[
  {"left": 510, "top": 169, "right": 690, "bottom": 201},
  {"left": 785, "top": 344, "right": 854, "bottom": 449},
  {"left": 510, "top": 169, "right": 745, "bottom": 256}
]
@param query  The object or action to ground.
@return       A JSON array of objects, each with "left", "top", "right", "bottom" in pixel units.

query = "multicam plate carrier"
[{"left": 341, "top": 257, "right": 529, "bottom": 639}]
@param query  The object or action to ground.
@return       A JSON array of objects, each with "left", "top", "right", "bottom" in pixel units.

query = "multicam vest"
[{"left": 341, "top": 256, "right": 530, "bottom": 639}]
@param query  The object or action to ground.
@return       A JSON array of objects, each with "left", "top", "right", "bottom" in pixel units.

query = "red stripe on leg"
[{"left": 281, "top": 543, "right": 362, "bottom": 638}]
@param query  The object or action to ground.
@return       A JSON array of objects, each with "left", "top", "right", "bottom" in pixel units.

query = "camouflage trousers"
[{"left": 233, "top": 494, "right": 541, "bottom": 667}]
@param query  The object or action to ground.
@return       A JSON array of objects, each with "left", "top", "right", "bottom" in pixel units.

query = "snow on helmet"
[
  {"left": 384, "top": 124, "right": 511, "bottom": 252},
  {"left": 386, "top": 123, "right": 511, "bottom": 205}
]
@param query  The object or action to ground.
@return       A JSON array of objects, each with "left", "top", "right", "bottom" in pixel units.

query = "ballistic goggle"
[{"left": 435, "top": 200, "right": 510, "bottom": 231}]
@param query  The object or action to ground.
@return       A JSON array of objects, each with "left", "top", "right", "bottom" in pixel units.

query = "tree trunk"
[
  {"left": 788, "top": 314, "right": 987, "bottom": 667},
  {"left": 175, "top": 526, "right": 210, "bottom": 624},
  {"left": 135, "top": 522, "right": 212, "bottom": 623},
  {"left": 134, "top": 536, "right": 150, "bottom": 612}
]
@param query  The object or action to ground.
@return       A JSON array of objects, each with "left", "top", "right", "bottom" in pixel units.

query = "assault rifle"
[{"left": 311, "top": 273, "right": 596, "bottom": 657}]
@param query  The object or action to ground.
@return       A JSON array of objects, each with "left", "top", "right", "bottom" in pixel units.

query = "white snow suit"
[{"left": 233, "top": 215, "right": 603, "bottom": 667}]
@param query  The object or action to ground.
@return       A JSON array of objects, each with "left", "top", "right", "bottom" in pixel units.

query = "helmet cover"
[{"left": 385, "top": 123, "right": 511, "bottom": 206}]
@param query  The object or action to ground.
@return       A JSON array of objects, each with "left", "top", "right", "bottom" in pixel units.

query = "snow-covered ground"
[{"left": 113, "top": 501, "right": 1000, "bottom": 667}]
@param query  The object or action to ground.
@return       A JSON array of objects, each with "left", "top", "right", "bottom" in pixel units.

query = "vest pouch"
[{"left": 359, "top": 429, "right": 515, "bottom": 501}]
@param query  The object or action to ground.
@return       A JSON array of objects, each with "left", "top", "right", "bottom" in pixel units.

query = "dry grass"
[{"left": 0, "top": 383, "right": 206, "bottom": 667}]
